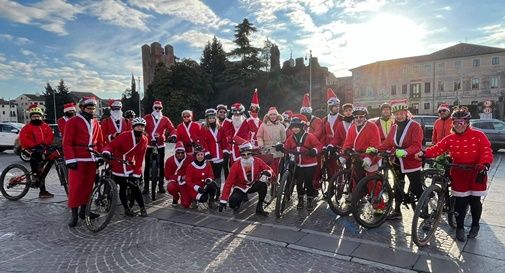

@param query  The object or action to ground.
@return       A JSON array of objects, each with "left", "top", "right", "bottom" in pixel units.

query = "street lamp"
[
  {"left": 305, "top": 50, "right": 313, "bottom": 101},
  {"left": 52, "top": 89, "right": 57, "bottom": 123},
  {"left": 137, "top": 76, "right": 142, "bottom": 116}
]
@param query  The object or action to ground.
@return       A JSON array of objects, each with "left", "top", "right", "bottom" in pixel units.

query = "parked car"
[
  {"left": 412, "top": 115, "right": 438, "bottom": 145},
  {"left": 470, "top": 119, "right": 505, "bottom": 153},
  {"left": 14, "top": 124, "right": 62, "bottom": 162},
  {"left": 0, "top": 122, "right": 23, "bottom": 152}
]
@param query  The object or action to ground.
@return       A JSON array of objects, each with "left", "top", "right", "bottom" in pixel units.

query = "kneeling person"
[{"left": 181, "top": 146, "right": 217, "bottom": 208}]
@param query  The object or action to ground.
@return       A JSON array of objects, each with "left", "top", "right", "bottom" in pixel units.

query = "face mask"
[
  {"left": 30, "top": 119, "right": 42, "bottom": 125},
  {"left": 81, "top": 111, "right": 93, "bottom": 120},
  {"left": 134, "top": 130, "right": 144, "bottom": 137},
  {"left": 65, "top": 112, "right": 75, "bottom": 118},
  {"left": 152, "top": 111, "right": 162, "bottom": 119},
  {"left": 344, "top": 116, "right": 354, "bottom": 122},
  {"left": 110, "top": 109, "right": 123, "bottom": 120}
]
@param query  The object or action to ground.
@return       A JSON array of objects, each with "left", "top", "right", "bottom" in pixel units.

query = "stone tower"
[{"left": 141, "top": 42, "right": 175, "bottom": 91}]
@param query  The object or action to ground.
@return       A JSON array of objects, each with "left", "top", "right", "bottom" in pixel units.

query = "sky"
[{"left": 1, "top": 0, "right": 505, "bottom": 100}]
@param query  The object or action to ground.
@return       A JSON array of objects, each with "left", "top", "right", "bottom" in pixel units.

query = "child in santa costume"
[
  {"left": 322, "top": 88, "right": 343, "bottom": 179},
  {"left": 176, "top": 109, "right": 202, "bottom": 154},
  {"left": 246, "top": 89, "right": 262, "bottom": 146},
  {"left": 219, "top": 136, "right": 273, "bottom": 216},
  {"left": 143, "top": 100, "right": 177, "bottom": 195},
  {"left": 165, "top": 141, "right": 194, "bottom": 207},
  {"left": 102, "top": 117, "right": 148, "bottom": 217},
  {"left": 101, "top": 99, "right": 131, "bottom": 144},
  {"left": 64, "top": 96, "right": 104, "bottom": 227},
  {"left": 57, "top": 102, "right": 76, "bottom": 138},
  {"left": 181, "top": 145, "right": 217, "bottom": 209}
]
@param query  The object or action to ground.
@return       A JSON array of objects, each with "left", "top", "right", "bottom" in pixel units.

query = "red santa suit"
[
  {"left": 57, "top": 117, "right": 69, "bottom": 138},
  {"left": 283, "top": 132, "right": 323, "bottom": 167},
  {"left": 378, "top": 119, "right": 423, "bottom": 173},
  {"left": 101, "top": 117, "right": 131, "bottom": 143},
  {"left": 332, "top": 119, "right": 353, "bottom": 148},
  {"left": 308, "top": 116, "right": 324, "bottom": 139},
  {"left": 322, "top": 113, "right": 343, "bottom": 178},
  {"left": 143, "top": 113, "right": 177, "bottom": 147},
  {"left": 180, "top": 161, "right": 214, "bottom": 208},
  {"left": 201, "top": 125, "right": 229, "bottom": 163},
  {"left": 63, "top": 114, "right": 104, "bottom": 208},
  {"left": 220, "top": 157, "right": 273, "bottom": 202},
  {"left": 176, "top": 121, "right": 202, "bottom": 153},
  {"left": 164, "top": 150, "right": 194, "bottom": 204},
  {"left": 225, "top": 117, "right": 253, "bottom": 162},
  {"left": 19, "top": 122, "right": 54, "bottom": 149},
  {"left": 425, "top": 128, "right": 493, "bottom": 197},
  {"left": 246, "top": 116, "right": 262, "bottom": 146},
  {"left": 102, "top": 131, "right": 147, "bottom": 178}
]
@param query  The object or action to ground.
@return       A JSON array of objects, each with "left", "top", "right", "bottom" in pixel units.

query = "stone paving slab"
[
  {"left": 413, "top": 255, "right": 461, "bottom": 273},
  {"left": 244, "top": 224, "right": 306, "bottom": 244},
  {"left": 463, "top": 223, "right": 505, "bottom": 260},
  {"left": 480, "top": 200, "right": 505, "bottom": 227},
  {"left": 292, "top": 233, "right": 360, "bottom": 256},
  {"left": 458, "top": 252, "right": 505, "bottom": 273},
  {"left": 350, "top": 243, "right": 419, "bottom": 269}
]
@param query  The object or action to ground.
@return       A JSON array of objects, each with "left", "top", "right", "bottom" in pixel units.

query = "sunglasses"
[
  {"left": 85, "top": 107, "right": 96, "bottom": 111},
  {"left": 453, "top": 119, "right": 467, "bottom": 126},
  {"left": 438, "top": 110, "right": 448, "bottom": 113},
  {"left": 183, "top": 115, "right": 191, "bottom": 118},
  {"left": 218, "top": 110, "right": 227, "bottom": 114},
  {"left": 154, "top": 107, "right": 162, "bottom": 110},
  {"left": 240, "top": 152, "right": 252, "bottom": 157},
  {"left": 354, "top": 115, "right": 365, "bottom": 119}
]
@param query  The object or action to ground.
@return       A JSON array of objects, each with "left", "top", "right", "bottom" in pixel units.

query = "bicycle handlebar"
[
  {"left": 422, "top": 158, "right": 474, "bottom": 170},
  {"left": 88, "top": 149, "right": 131, "bottom": 165}
]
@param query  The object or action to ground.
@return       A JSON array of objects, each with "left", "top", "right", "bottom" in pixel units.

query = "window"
[
  {"left": 494, "top": 121, "right": 505, "bottom": 131},
  {"left": 410, "top": 83, "right": 421, "bottom": 98},
  {"left": 402, "top": 84, "right": 407, "bottom": 94},
  {"left": 454, "top": 79, "right": 461, "bottom": 91},
  {"left": 471, "top": 78, "right": 480, "bottom": 90},
  {"left": 391, "top": 85, "right": 397, "bottom": 95},
  {"left": 437, "top": 62, "right": 445, "bottom": 71},
  {"left": 473, "top": 59, "right": 480, "bottom": 67},
  {"left": 438, "top": 81, "right": 444, "bottom": 91},
  {"left": 490, "top": 76, "right": 499, "bottom": 89},
  {"left": 424, "top": 82, "right": 431, "bottom": 93},
  {"left": 425, "top": 64, "right": 432, "bottom": 73},
  {"left": 424, "top": 103, "right": 430, "bottom": 110},
  {"left": 492, "top": 57, "right": 500, "bottom": 65},
  {"left": 472, "top": 122, "right": 493, "bottom": 130},
  {"left": 454, "top": 60, "right": 462, "bottom": 69}
]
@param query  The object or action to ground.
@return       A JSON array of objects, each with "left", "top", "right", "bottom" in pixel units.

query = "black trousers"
[
  {"left": 455, "top": 196, "right": 482, "bottom": 229},
  {"left": 295, "top": 166, "right": 316, "bottom": 197},
  {"left": 222, "top": 156, "right": 230, "bottom": 179},
  {"left": 228, "top": 181, "right": 267, "bottom": 209},
  {"left": 143, "top": 147, "right": 165, "bottom": 190},
  {"left": 30, "top": 151, "right": 51, "bottom": 192},
  {"left": 211, "top": 161, "right": 223, "bottom": 189},
  {"left": 113, "top": 176, "right": 145, "bottom": 210},
  {"left": 392, "top": 160, "right": 423, "bottom": 211},
  {"left": 198, "top": 182, "right": 218, "bottom": 203}
]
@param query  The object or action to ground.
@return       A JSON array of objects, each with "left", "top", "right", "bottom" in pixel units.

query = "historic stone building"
[
  {"left": 14, "top": 94, "right": 45, "bottom": 123},
  {"left": 350, "top": 43, "right": 505, "bottom": 118},
  {"left": 0, "top": 98, "right": 17, "bottom": 122},
  {"left": 141, "top": 42, "right": 175, "bottom": 91}
]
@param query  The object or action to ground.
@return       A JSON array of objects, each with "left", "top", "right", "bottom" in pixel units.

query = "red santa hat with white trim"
[
  {"left": 326, "top": 88, "right": 340, "bottom": 106},
  {"left": 63, "top": 102, "right": 76, "bottom": 113},
  {"left": 250, "top": 88, "right": 260, "bottom": 110},
  {"left": 153, "top": 100, "right": 163, "bottom": 109},
  {"left": 437, "top": 102, "right": 450, "bottom": 112},
  {"left": 108, "top": 99, "right": 122, "bottom": 108},
  {"left": 174, "top": 141, "right": 185, "bottom": 152},
  {"left": 78, "top": 96, "right": 97, "bottom": 107},
  {"left": 300, "top": 93, "right": 312, "bottom": 114},
  {"left": 233, "top": 135, "right": 253, "bottom": 153}
]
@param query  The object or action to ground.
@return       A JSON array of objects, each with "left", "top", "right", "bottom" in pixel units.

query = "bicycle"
[
  {"left": 253, "top": 146, "right": 278, "bottom": 207},
  {"left": 326, "top": 150, "right": 365, "bottom": 216},
  {"left": 351, "top": 151, "right": 417, "bottom": 229},
  {"left": 411, "top": 158, "right": 473, "bottom": 246},
  {"left": 275, "top": 149, "right": 304, "bottom": 218},
  {"left": 0, "top": 145, "right": 68, "bottom": 200},
  {"left": 319, "top": 148, "right": 335, "bottom": 199},
  {"left": 149, "top": 140, "right": 160, "bottom": 201}
]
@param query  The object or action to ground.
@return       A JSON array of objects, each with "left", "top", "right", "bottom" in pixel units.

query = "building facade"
[
  {"left": 14, "top": 94, "right": 46, "bottom": 123},
  {"left": 141, "top": 42, "right": 175, "bottom": 92},
  {"left": 0, "top": 99, "right": 17, "bottom": 122},
  {"left": 351, "top": 43, "right": 505, "bottom": 118}
]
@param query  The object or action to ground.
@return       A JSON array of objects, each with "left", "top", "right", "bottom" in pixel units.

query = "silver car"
[{"left": 470, "top": 119, "right": 505, "bottom": 153}]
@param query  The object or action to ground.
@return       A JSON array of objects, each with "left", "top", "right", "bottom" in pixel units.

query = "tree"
[
  {"left": 229, "top": 18, "right": 263, "bottom": 72},
  {"left": 43, "top": 79, "right": 72, "bottom": 123},
  {"left": 201, "top": 36, "right": 227, "bottom": 89},
  {"left": 261, "top": 39, "right": 273, "bottom": 72},
  {"left": 122, "top": 74, "right": 140, "bottom": 115}
]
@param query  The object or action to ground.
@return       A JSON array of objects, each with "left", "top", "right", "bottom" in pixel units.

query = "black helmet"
[
  {"left": 289, "top": 117, "right": 305, "bottom": 129},
  {"left": 124, "top": 110, "right": 136, "bottom": 119},
  {"left": 451, "top": 106, "right": 471, "bottom": 120}
]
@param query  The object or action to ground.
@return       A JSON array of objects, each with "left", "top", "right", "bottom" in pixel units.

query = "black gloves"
[
  {"left": 102, "top": 152, "right": 112, "bottom": 160},
  {"left": 476, "top": 163, "right": 490, "bottom": 184},
  {"left": 274, "top": 143, "right": 284, "bottom": 152},
  {"left": 307, "top": 149, "right": 317, "bottom": 157},
  {"left": 197, "top": 186, "right": 206, "bottom": 194},
  {"left": 66, "top": 162, "right": 78, "bottom": 170},
  {"left": 218, "top": 202, "right": 227, "bottom": 212},
  {"left": 260, "top": 170, "right": 272, "bottom": 177},
  {"left": 204, "top": 154, "right": 212, "bottom": 160},
  {"left": 167, "top": 135, "right": 177, "bottom": 143}
]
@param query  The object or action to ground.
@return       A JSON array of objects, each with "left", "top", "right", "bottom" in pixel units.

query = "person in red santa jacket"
[
  {"left": 143, "top": 100, "right": 177, "bottom": 195},
  {"left": 331, "top": 103, "right": 354, "bottom": 149},
  {"left": 102, "top": 117, "right": 148, "bottom": 217},
  {"left": 321, "top": 88, "right": 343, "bottom": 180},
  {"left": 165, "top": 141, "right": 194, "bottom": 207},
  {"left": 219, "top": 136, "right": 273, "bottom": 216},
  {"left": 19, "top": 105, "right": 55, "bottom": 198},
  {"left": 176, "top": 109, "right": 202, "bottom": 154},
  {"left": 416, "top": 107, "right": 493, "bottom": 242},
  {"left": 374, "top": 99, "right": 423, "bottom": 220},
  {"left": 375, "top": 103, "right": 394, "bottom": 143},
  {"left": 224, "top": 103, "right": 253, "bottom": 163},
  {"left": 431, "top": 103, "right": 453, "bottom": 145},
  {"left": 216, "top": 104, "right": 232, "bottom": 179},
  {"left": 57, "top": 102, "right": 76, "bottom": 139},
  {"left": 282, "top": 115, "right": 323, "bottom": 211},
  {"left": 101, "top": 99, "right": 131, "bottom": 144},
  {"left": 64, "top": 97, "right": 104, "bottom": 227},
  {"left": 246, "top": 89, "right": 262, "bottom": 146},
  {"left": 180, "top": 145, "right": 218, "bottom": 209}
]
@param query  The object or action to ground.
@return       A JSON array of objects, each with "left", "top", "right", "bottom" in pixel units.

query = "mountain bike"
[
  {"left": 275, "top": 149, "right": 304, "bottom": 218},
  {"left": 0, "top": 145, "right": 68, "bottom": 200},
  {"left": 412, "top": 158, "right": 473, "bottom": 246},
  {"left": 149, "top": 140, "right": 160, "bottom": 201}
]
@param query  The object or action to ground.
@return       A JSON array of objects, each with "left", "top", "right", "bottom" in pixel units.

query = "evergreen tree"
[
  {"left": 44, "top": 80, "right": 72, "bottom": 123},
  {"left": 201, "top": 36, "right": 227, "bottom": 88},
  {"left": 229, "top": 18, "right": 263, "bottom": 73},
  {"left": 122, "top": 74, "right": 140, "bottom": 115}
]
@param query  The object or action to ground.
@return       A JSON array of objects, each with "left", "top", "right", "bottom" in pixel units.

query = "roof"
[
  {"left": 69, "top": 91, "right": 102, "bottom": 100},
  {"left": 351, "top": 43, "right": 505, "bottom": 71},
  {"left": 22, "top": 94, "right": 45, "bottom": 101}
]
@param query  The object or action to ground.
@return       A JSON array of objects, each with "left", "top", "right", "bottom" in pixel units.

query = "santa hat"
[
  {"left": 390, "top": 98, "right": 409, "bottom": 113},
  {"left": 63, "top": 102, "right": 76, "bottom": 113},
  {"left": 437, "top": 103, "right": 450, "bottom": 112},
  {"left": 282, "top": 110, "right": 293, "bottom": 119},
  {"left": 250, "top": 88, "right": 260, "bottom": 109},
  {"left": 231, "top": 103, "right": 245, "bottom": 114},
  {"left": 181, "top": 109, "right": 193, "bottom": 117},
  {"left": 233, "top": 135, "right": 253, "bottom": 153},
  {"left": 174, "top": 141, "right": 185, "bottom": 152},
  {"left": 78, "top": 96, "right": 97, "bottom": 107},
  {"left": 267, "top": 107, "right": 279, "bottom": 116},
  {"left": 292, "top": 114, "right": 308, "bottom": 124},
  {"left": 326, "top": 88, "right": 340, "bottom": 106},
  {"left": 108, "top": 99, "right": 122, "bottom": 108},
  {"left": 216, "top": 104, "right": 228, "bottom": 111},
  {"left": 300, "top": 93, "right": 312, "bottom": 114},
  {"left": 153, "top": 100, "right": 163, "bottom": 109}
]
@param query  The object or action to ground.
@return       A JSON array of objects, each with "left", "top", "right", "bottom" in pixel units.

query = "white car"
[{"left": 0, "top": 122, "right": 23, "bottom": 152}]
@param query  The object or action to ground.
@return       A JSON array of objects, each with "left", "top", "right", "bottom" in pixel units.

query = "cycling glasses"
[
  {"left": 154, "top": 107, "right": 162, "bottom": 110},
  {"left": 453, "top": 119, "right": 468, "bottom": 126},
  {"left": 240, "top": 152, "right": 252, "bottom": 157}
]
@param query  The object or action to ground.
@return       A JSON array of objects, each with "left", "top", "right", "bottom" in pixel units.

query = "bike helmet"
[
  {"left": 205, "top": 108, "right": 217, "bottom": 117},
  {"left": 28, "top": 106, "right": 44, "bottom": 117},
  {"left": 451, "top": 106, "right": 471, "bottom": 120},
  {"left": 124, "top": 110, "right": 136, "bottom": 119},
  {"left": 380, "top": 102, "right": 391, "bottom": 111},
  {"left": 352, "top": 106, "right": 368, "bottom": 116},
  {"left": 327, "top": 97, "right": 340, "bottom": 107},
  {"left": 131, "top": 117, "right": 146, "bottom": 127},
  {"left": 289, "top": 116, "right": 306, "bottom": 129}
]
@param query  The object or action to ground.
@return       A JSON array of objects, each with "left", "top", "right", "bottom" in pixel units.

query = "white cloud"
[
  {"left": 337, "top": 0, "right": 387, "bottom": 14},
  {"left": 85, "top": 0, "right": 151, "bottom": 31},
  {"left": 439, "top": 6, "right": 452, "bottom": 11},
  {"left": 172, "top": 30, "right": 235, "bottom": 51},
  {"left": 20, "top": 49, "right": 36, "bottom": 56},
  {"left": 479, "top": 24, "right": 505, "bottom": 47},
  {"left": 0, "top": 34, "right": 32, "bottom": 45}
]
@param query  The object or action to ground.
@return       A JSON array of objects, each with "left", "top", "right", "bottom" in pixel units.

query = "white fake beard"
[
  {"left": 152, "top": 110, "right": 162, "bottom": 119},
  {"left": 232, "top": 115, "right": 244, "bottom": 130},
  {"left": 241, "top": 157, "right": 253, "bottom": 167},
  {"left": 110, "top": 110, "right": 123, "bottom": 120}
]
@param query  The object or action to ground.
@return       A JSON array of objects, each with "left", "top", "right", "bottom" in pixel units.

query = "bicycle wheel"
[
  {"left": 275, "top": 171, "right": 292, "bottom": 218},
  {"left": 150, "top": 155, "right": 159, "bottom": 201},
  {"left": 412, "top": 184, "right": 445, "bottom": 247},
  {"left": 352, "top": 174, "right": 393, "bottom": 229},
  {"left": 327, "top": 169, "right": 352, "bottom": 216},
  {"left": 421, "top": 169, "right": 440, "bottom": 190},
  {"left": 85, "top": 178, "right": 117, "bottom": 232},
  {"left": 0, "top": 164, "right": 31, "bottom": 200},
  {"left": 320, "top": 167, "right": 330, "bottom": 198},
  {"left": 55, "top": 162, "right": 69, "bottom": 196}
]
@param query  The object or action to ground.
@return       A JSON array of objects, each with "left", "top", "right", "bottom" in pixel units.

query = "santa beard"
[
  {"left": 241, "top": 156, "right": 253, "bottom": 167},
  {"left": 152, "top": 110, "right": 162, "bottom": 119},
  {"left": 110, "top": 110, "right": 123, "bottom": 121},
  {"left": 232, "top": 115, "right": 244, "bottom": 131}
]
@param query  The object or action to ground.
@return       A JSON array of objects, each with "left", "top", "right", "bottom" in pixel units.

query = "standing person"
[
  {"left": 101, "top": 99, "right": 131, "bottom": 144},
  {"left": 415, "top": 106, "right": 493, "bottom": 241},
  {"left": 181, "top": 145, "right": 217, "bottom": 209},
  {"left": 102, "top": 117, "right": 148, "bottom": 217},
  {"left": 322, "top": 88, "right": 343, "bottom": 178},
  {"left": 57, "top": 102, "right": 76, "bottom": 138},
  {"left": 165, "top": 142, "right": 193, "bottom": 207},
  {"left": 176, "top": 110, "right": 202, "bottom": 154},
  {"left": 19, "top": 105, "right": 55, "bottom": 198},
  {"left": 143, "top": 100, "right": 177, "bottom": 195},
  {"left": 375, "top": 103, "right": 394, "bottom": 143},
  {"left": 281, "top": 110, "right": 293, "bottom": 130},
  {"left": 200, "top": 108, "right": 229, "bottom": 199},
  {"left": 377, "top": 99, "right": 423, "bottom": 220},
  {"left": 224, "top": 103, "right": 253, "bottom": 163},
  {"left": 63, "top": 97, "right": 104, "bottom": 227},
  {"left": 216, "top": 104, "right": 231, "bottom": 179},
  {"left": 432, "top": 103, "right": 453, "bottom": 145},
  {"left": 257, "top": 107, "right": 286, "bottom": 178},
  {"left": 246, "top": 89, "right": 262, "bottom": 146},
  {"left": 124, "top": 110, "right": 136, "bottom": 124},
  {"left": 331, "top": 103, "right": 354, "bottom": 149},
  {"left": 219, "top": 136, "right": 273, "bottom": 216},
  {"left": 283, "top": 115, "right": 323, "bottom": 211}
]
